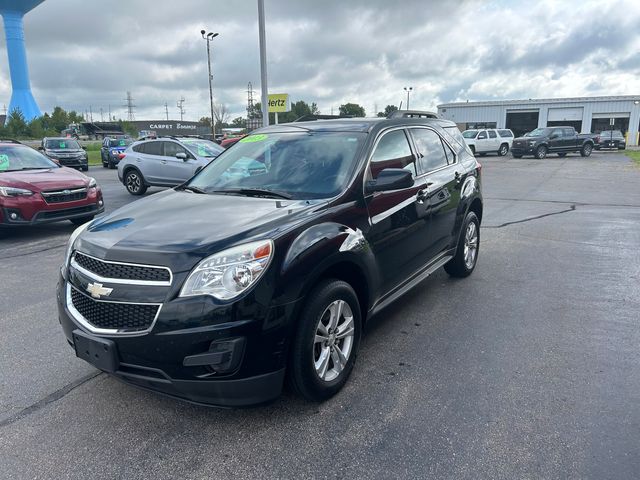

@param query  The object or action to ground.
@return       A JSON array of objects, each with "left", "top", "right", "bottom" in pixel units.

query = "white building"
[{"left": 437, "top": 95, "right": 640, "bottom": 145}]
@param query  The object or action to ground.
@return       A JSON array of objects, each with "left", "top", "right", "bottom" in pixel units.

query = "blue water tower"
[{"left": 1, "top": 0, "right": 44, "bottom": 121}]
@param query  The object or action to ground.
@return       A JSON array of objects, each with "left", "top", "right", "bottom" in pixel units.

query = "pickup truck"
[{"left": 511, "top": 127, "right": 596, "bottom": 159}]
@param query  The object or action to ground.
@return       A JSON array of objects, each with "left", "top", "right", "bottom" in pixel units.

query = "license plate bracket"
[{"left": 73, "top": 329, "right": 119, "bottom": 373}]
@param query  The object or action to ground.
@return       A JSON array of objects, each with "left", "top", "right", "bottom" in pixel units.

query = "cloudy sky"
[{"left": 1, "top": 0, "right": 639, "bottom": 122}]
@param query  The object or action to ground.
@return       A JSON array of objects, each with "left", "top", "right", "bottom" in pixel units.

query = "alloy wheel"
[
  {"left": 463, "top": 221, "right": 478, "bottom": 269},
  {"left": 313, "top": 300, "right": 355, "bottom": 382},
  {"left": 126, "top": 173, "right": 140, "bottom": 193}
]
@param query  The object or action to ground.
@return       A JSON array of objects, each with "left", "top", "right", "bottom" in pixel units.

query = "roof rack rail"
[
  {"left": 293, "top": 114, "right": 354, "bottom": 122},
  {"left": 387, "top": 110, "right": 440, "bottom": 119},
  {"left": 0, "top": 138, "right": 23, "bottom": 144}
]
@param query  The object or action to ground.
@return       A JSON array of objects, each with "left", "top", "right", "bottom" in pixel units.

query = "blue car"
[{"left": 101, "top": 136, "right": 133, "bottom": 169}]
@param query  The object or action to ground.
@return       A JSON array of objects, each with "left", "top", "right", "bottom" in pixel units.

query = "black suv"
[
  {"left": 57, "top": 115, "right": 483, "bottom": 407},
  {"left": 40, "top": 137, "right": 89, "bottom": 171}
]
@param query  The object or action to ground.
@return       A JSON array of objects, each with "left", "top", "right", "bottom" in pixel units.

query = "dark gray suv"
[{"left": 118, "top": 137, "right": 224, "bottom": 195}]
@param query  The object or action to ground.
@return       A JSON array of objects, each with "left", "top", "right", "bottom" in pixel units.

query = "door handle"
[{"left": 161, "top": 160, "right": 167, "bottom": 164}]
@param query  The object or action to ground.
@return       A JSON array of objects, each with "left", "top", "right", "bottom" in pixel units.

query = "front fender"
[{"left": 276, "top": 222, "right": 377, "bottom": 305}]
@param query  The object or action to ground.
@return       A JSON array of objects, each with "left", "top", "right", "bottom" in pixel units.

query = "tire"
[
  {"left": 498, "top": 144, "right": 509, "bottom": 156},
  {"left": 444, "top": 211, "right": 480, "bottom": 278},
  {"left": 512, "top": 154, "right": 523, "bottom": 158},
  {"left": 81, "top": 165, "right": 89, "bottom": 172},
  {"left": 557, "top": 152, "right": 567, "bottom": 157},
  {"left": 469, "top": 145, "right": 476, "bottom": 156},
  {"left": 108, "top": 160, "right": 116, "bottom": 169},
  {"left": 124, "top": 169, "right": 148, "bottom": 195},
  {"left": 288, "top": 279, "right": 362, "bottom": 402},
  {"left": 580, "top": 143, "right": 593, "bottom": 157},
  {"left": 69, "top": 215, "right": 94, "bottom": 226},
  {"left": 535, "top": 145, "right": 547, "bottom": 159},
  {"left": 102, "top": 161, "right": 108, "bottom": 168}
]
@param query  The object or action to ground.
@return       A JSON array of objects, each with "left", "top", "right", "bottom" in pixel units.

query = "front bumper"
[
  {"left": 52, "top": 157, "right": 88, "bottom": 168},
  {"left": 0, "top": 190, "right": 104, "bottom": 226},
  {"left": 511, "top": 145, "right": 537, "bottom": 155},
  {"left": 56, "top": 275, "right": 297, "bottom": 407}
]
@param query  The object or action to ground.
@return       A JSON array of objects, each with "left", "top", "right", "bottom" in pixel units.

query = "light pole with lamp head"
[
  {"left": 404, "top": 87, "right": 413, "bottom": 110},
  {"left": 201, "top": 30, "right": 218, "bottom": 139}
]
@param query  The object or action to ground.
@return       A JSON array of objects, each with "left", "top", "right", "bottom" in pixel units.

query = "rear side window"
[
  {"left": 370, "top": 129, "right": 416, "bottom": 178},
  {"left": 497, "top": 129, "right": 513, "bottom": 137},
  {"left": 140, "top": 141, "right": 163, "bottom": 156},
  {"left": 488, "top": 131, "right": 497, "bottom": 138},
  {"left": 411, "top": 128, "right": 449, "bottom": 174},
  {"left": 562, "top": 128, "right": 574, "bottom": 137}
]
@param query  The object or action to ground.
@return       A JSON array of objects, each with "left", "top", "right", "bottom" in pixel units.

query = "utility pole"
[
  {"left": 201, "top": 30, "right": 219, "bottom": 138},
  {"left": 257, "top": 0, "right": 269, "bottom": 127},
  {"left": 124, "top": 92, "right": 135, "bottom": 121},
  {"left": 164, "top": 102, "right": 169, "bottom": 120},
  {"left": 176, "top": 97, "right": 185, "bottom": 121}
]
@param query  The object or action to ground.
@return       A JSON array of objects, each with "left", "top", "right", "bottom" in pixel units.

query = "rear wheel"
[
  {"left": 498, "top": 143, "right": 509, "bottom": 156},
  {"left": 69, "top": 215, "right": 94, "bottom": 226},
  {"left": 580, "top": 143, "right": 593, "bottom": 157},
  {"left": 124, "top": 170, "right": 148, "bottom": 195},
  {"left": 469, "top": 145, "right": 476, "bottom": 156},
  {"left": 288, "top": 280, "right": 361, "bottom": 402},
  {"left": 445, "top": 211, "right": 480, "bottom": 278},
  {"left": 535, "top": 145, "right": 547, "bottom": 159}
]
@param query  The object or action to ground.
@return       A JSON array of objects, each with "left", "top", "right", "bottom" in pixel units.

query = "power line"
[
  {"left": 124, "top": 91, "right": 136, "bottom": 121},
  {"left": 176, "top": 97, "right": 185, "bottom": 121}
]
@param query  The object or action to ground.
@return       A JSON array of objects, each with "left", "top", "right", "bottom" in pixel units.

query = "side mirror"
[
  {"left": 478, "top": 135, "right": 486, "bottom": 139},
  {"left": 176, "top": 152, "right": 188, "bottom": 161},
  {"left": 365, "top": 168, "right": 414, "bottom": 193}
]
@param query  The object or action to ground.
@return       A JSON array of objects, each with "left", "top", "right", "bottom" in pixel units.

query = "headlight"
[
  {"left": 64, "top": 222, "right": 91, "bottom": 268},
  {"left": 180, "top": 240, "right": 273, "bottom": 300},
  {"left": 88, "top": 177, "right": 97, "bottom": 189},
  {"left": 0, "top": 186, "right": 34, "bottom": 196}
]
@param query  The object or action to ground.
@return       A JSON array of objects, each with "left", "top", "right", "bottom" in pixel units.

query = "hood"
[
  {"left": 0, "top": 167, "right": 89, "bottom": 192},
  {"left": 76, "top": 189, "right": 326, "bottom": 270}
]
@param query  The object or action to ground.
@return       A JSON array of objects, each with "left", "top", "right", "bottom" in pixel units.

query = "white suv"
[{"left": 462, "top": 128, "right": 514, "bottom": 156}]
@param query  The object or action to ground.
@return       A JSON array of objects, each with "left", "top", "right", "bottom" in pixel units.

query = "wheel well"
[
  {"left": 314, "top": 261, "right": 370, "bottom": 322},
  {"left": 469, "top": 197, "right": 483, "bottom": 223},
  {"left": 123, "top": 165, "right": 142, "bottom": 178},
  {"left": 500, "top": 142, "right": 509, "bottom": 148}
]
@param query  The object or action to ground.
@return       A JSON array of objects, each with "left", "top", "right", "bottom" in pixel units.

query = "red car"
[{"left": 0, "top": 140, "right": 104, "bottom": 227}]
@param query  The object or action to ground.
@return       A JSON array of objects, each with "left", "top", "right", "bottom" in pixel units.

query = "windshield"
[
  {"left": 0, "top": 146, "right": 59, "bottom": 171},
  {"left": 462, "top": 130, "right": 478, "bottom": 139},
  {"left": 180, "top": 138, "right": 224, "bottom": 157},
  {"left": 45, "top": 139, "right": 80, "bottom": 149},
  {"left": 109, "top": 138, "right": 132, "bottom": 147},
  {"left": 526, "top": 128, "right": 550, "bottom": 137},
  {"left": 187, "top": 131, "right": 366, "bottom": 199}
]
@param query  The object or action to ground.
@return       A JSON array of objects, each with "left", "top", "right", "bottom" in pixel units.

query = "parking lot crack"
[
  {"left": 0, "top": 371, "right": 102, "bottom": 429},
  {"left": 483, "top": 204, "right": 576, "bottom": 229}
]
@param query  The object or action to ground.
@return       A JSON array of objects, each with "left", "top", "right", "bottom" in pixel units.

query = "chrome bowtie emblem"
[{"left": 86, "top": 282, "right": 113, "bottom": 299}]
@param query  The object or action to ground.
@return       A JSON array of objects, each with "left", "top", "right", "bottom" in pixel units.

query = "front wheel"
[
  {"left": 580, "top": 144, "right": 593, "bottom": 157},
  {"left": 535, "top": 145, "right": 548, "bottom": 159},
  {"left": 288, "top": 280, "right": 361, "bottom": 402},
  {"left": 445, "top": 211, "right": 480, "bottom": 278},
  {"left": 124, "top": 170, "right": 148, "bottom": 195},
  {"left": 498, "top": 144, "right": 509, "bottom": 156}
]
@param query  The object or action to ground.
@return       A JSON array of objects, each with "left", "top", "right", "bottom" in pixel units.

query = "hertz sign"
[{"left": 268, "top": 93, "right": 290, "bottom": 113}]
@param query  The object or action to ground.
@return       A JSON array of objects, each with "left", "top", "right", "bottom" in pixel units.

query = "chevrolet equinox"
[{"left": 57, "top": 115, "right": 483, "bottom": 407}]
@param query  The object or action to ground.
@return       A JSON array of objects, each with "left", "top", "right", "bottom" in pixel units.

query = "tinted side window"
[
  {"left": 143, "top": 141, "right": 163, "bottom": 156},
  {"left": 411, "top": 129, "right": 449, "bottom": 174},
  {"left": 477, "top": 130, "right": 487, "bottom": 139},
  {"left": 370, "top": 129, "right": 416, "bottom": 178},
  {"left": 164, "top": 141, "right": 188, "bottom": 157},
  {"left": 132, "top": 143, "right": 143, "bottom": 153},
  {"left": 498, "top": 129, "right": 513, "bottom": 137},
  {"left": 551, "top": 129, "right": 563, "bottom": 138},
  {"left": 488, "top": 130, "right": 497, "bottom": 138},
  {"left": 562, "top": 128, "right": 574, "bottom": 137}
]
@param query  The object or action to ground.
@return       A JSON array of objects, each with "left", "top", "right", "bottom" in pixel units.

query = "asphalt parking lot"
[{"left": 1, "top": 151, "right": 639, "bottom": 479}]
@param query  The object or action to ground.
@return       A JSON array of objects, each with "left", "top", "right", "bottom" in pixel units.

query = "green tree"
[
  {"left": 377, "top": 105, "right": 398, "bottom": 117},
  {"left": 231, "top": 117, "right": 246, "bottom": 128},
  {"left": 50, "top": 106, "right": 70, "bottom": 132},
  {"left": 6, "top": 109, "right": 29, "bottom": 137},
  {"left": 339, "top": 103, "right": 366, "bottom": 117},
  {"left": 27, "top": 117, "right": 46, "bottom": 138}
]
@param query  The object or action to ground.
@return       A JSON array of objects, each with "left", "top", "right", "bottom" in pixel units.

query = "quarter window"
[
  {"left": 411, "top": 129, "right": 449, "bottom": 174},
  {"left": 370, "top": 129, "right": 416, "bottom": 178}
]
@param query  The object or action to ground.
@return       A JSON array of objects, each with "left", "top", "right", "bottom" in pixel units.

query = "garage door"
[{"left": 547, "top": 107, "right": 583, "bottom": 122}]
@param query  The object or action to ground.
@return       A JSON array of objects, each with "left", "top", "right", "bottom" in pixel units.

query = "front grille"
[
  {"left": 39, "top": 205, "right": 94, "bottom": 219},
  {"left": 42, "top": 188, "right": 87, "bottom": 204},
  {"left": 70, "top": 287, "right": 159, "bottom": 332},
  {"left": 74, "top": 252, "right": 171, "bottom": 283}
]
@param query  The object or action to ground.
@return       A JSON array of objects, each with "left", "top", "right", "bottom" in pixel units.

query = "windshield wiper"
[
  {"left": 3, "top": 167, "right": 51, "bottom": 172},
  {"left": 178, "top": 185, "right": 207, "bottom": 194},
  {"left": 212, "top": 188, "right": 293, "bottom": 199}
]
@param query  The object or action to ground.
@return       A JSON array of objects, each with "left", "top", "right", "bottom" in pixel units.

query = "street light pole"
[
  {"left": 257, "top": 0, "right": 269, "bottom": 127},
  {"left": 201, "top": 30, "right": 218, "bottom": 139},
  {"left": 404, "top": 87, "right": 413, "bottom": 110}
]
